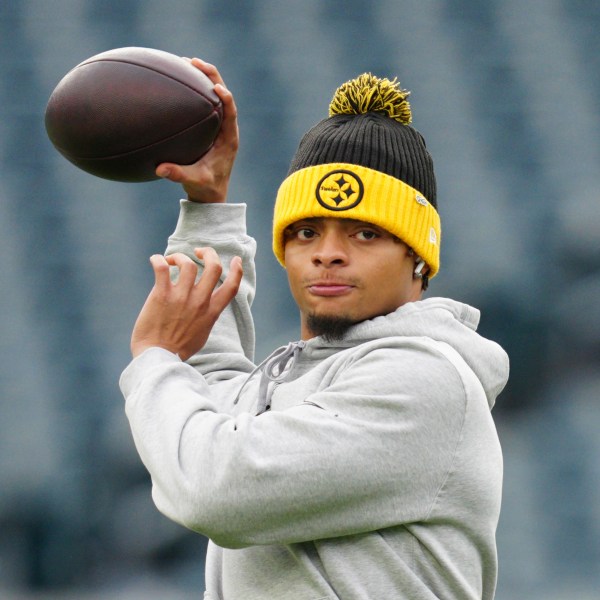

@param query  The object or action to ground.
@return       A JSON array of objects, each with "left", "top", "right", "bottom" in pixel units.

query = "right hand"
[
  {"left": 130, "top": 247, "right": 243, "bottom": 361},
  {"left": 155, "top": 58, "right": 239, "bottom": 204}
]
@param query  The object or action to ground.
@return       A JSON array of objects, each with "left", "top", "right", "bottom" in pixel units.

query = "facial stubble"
[{"left": 305, "top": 312, "right": 357, "bottom": 342}]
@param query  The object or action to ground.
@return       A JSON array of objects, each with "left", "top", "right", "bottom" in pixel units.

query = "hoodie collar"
[
  {"left": 301, "top": 297, "right": 508, "bottom": 409},
  {"left": 240, "top": 297, "right": 508, "bottom": 415}
]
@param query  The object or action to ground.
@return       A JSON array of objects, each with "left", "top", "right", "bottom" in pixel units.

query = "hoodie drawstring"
[{"left": 234, "top": 340, "right": 306, "bottom": 415}]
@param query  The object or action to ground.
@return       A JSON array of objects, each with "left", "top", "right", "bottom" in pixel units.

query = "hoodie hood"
[{"left": 301, "top": 297, "right": 509, "bottom": 409}]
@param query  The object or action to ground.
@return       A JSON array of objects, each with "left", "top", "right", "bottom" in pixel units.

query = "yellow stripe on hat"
[{"left": 273, "top": 163, "right": 441, "bottom": 277}]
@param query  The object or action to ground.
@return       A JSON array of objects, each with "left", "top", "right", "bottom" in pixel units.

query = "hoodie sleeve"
[
  {"left": 121, "top": 337, "right": 489, "bottom": 549},
  {"left": 164, "top": 200, "right": 258, "bottom": 382}
]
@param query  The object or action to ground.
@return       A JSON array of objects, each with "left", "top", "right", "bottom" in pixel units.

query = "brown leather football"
[{"left": 45, "top": 47, "right": 223, "bottom": 182}]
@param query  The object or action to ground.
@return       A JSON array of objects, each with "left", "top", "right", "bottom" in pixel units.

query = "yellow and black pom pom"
[{"left": 328, "top": 73, "right": 412, "bottom": 124}]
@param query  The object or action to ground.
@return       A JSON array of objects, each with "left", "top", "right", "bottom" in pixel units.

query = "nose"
[{"left": 311, "top": 230, "right": 348, "bottom": 267}]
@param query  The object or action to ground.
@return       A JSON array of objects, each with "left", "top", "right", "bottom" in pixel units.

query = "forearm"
[{"left": 166, "top": 200, "right": 257, "bottom": 370}]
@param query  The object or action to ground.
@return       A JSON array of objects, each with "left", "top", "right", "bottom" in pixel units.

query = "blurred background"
[{"left": 1, "top": 0, "right": 599, "bottom": 598}]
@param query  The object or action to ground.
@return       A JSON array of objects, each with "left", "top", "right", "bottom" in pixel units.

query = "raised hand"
[
  {"left": 130, "top": 247, "right": 243, "bottom": 361},
  {"left": 155, "top": 58, "right": 239, "bottom": 204}
]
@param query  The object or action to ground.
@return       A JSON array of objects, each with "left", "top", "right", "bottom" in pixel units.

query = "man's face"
[{"left": 284, "top": 217, "right": 423, "bottom": 340}]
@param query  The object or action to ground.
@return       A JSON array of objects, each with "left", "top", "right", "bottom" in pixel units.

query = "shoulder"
[
  {"left": 341, "top": 337, "right": 465, "bottom": 386},
  {"left": 322, "top": 337, "right": 468, "bottom": 414}
]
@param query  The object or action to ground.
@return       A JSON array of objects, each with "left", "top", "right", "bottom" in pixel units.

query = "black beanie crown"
[{"left": 287, "top": 74, "right": 437, "bottom": 208}]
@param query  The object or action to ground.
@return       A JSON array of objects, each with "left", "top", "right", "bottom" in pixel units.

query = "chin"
[{"left": 305, "top": 312, "right": 359, "bottom": 341}]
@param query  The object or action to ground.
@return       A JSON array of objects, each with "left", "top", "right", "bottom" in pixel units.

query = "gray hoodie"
[{"left": 121, "top": 201, "right": 509, "bottom": 600}]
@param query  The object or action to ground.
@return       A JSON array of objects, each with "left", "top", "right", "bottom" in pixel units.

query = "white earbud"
[{"left": 414, "top": 259, "right": 426, "bottom": 278}]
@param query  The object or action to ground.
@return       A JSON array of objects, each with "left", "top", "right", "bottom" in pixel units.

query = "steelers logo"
[{"left": 315, "top": 169, "right": 364, "bottom": 211}]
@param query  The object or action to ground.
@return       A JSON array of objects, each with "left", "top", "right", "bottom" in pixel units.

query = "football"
[{"left": 45, "top": 47, "right": 223, "bottom": 182}]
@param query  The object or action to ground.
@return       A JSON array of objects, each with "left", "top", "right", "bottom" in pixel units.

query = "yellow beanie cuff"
[{"left": 273, "top": 162, "right": 441, "bottom": 277}]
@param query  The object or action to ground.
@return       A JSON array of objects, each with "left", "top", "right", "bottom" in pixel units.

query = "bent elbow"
[{"left": 151, "top": 482, "right": 258, "bottom": 549}]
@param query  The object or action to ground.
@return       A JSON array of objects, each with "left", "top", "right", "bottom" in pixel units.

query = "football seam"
[
  {"left": 52, "top": 107, "right": 221, "bottom": 161},
  {"left": 78, "top": 58, "right": 221, "bottom": 107}
]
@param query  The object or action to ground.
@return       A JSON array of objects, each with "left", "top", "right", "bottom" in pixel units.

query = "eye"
[
  {"left": 286, "top": 226, "right": 318, "bottom": 241},
  {"left": 355, "top": 229, "right": 380, "bottom": 241},
  {"left": 298, "top": 228, "right": 318, "bottom": 240}
]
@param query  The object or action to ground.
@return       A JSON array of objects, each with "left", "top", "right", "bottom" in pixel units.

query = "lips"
[{"left": 307, "top": 282, "right": 355, "bottom": 297}]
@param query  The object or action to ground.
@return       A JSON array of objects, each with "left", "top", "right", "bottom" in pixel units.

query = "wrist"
[
  {"left": 131, "top": 341, "right": 181, "bottom": 360},
  {"left": 184, "top": 179, "right": 229, "bottom": 204},
  {"left": 186, "top": 193, "right": 227, "bottom": 204}
]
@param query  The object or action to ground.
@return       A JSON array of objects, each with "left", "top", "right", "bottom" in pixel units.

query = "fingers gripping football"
[{"left": 155, "top": 58, "right": 239, "bottom": 204}]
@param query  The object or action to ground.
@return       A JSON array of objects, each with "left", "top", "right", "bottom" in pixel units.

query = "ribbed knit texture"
[
  {"left": 273, "top": 162, "right": 441, "bottom": 276},
  {"left": 287, "top": 113, "right": 437, "bottom": 208}
]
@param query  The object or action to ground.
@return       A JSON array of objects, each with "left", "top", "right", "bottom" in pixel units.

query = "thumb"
[{"left": 156, "top": 163, "right": 186, "bottom": 181}]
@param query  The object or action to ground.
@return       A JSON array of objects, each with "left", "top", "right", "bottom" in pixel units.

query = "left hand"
[{"left": 130, "top": 247, "right": 243, "bottom": 361}]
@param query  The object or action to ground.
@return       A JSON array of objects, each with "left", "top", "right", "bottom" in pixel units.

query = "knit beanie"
[{"left": 273, "top": 73, "right": 441, "bottom": 277}]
